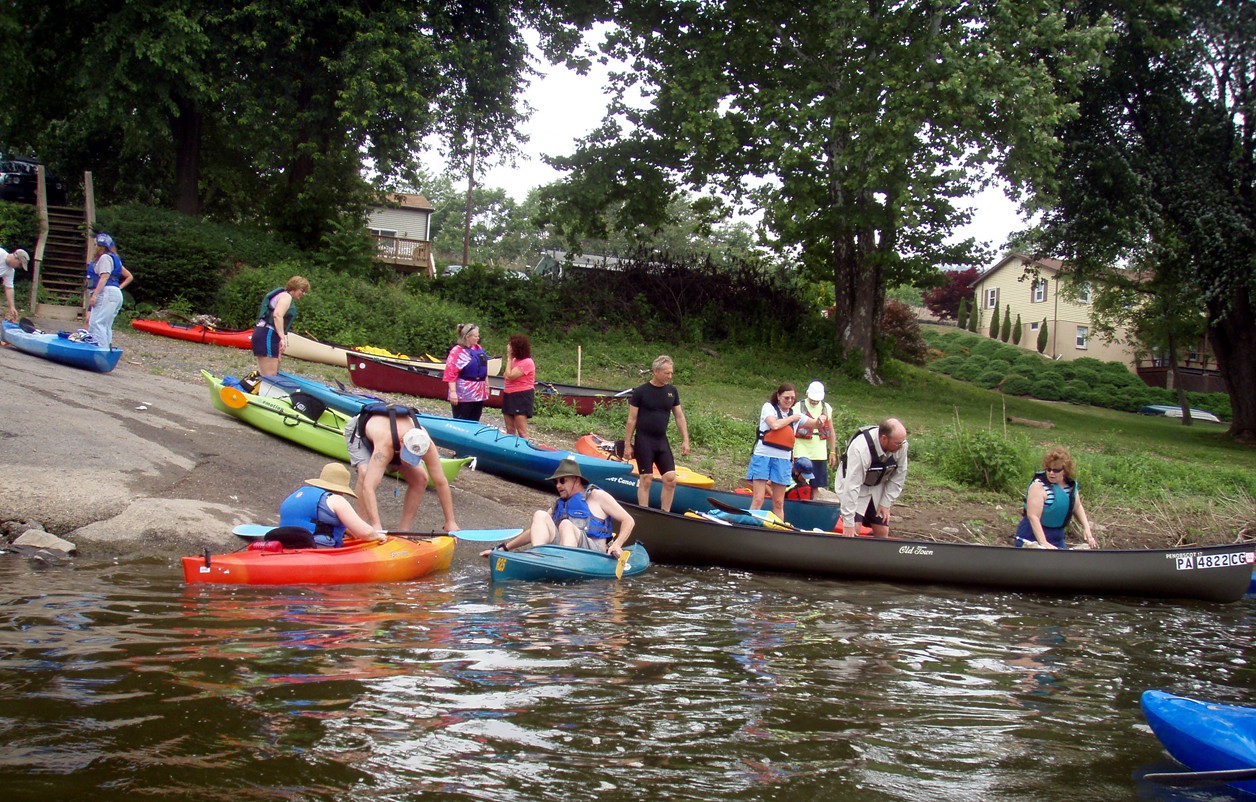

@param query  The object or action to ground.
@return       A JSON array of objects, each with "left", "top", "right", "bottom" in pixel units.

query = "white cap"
[
  {"left": 806, "top": 381, "right": 825, "bottom": 402},
  {"left": 400, "top": 427, "right": 431, "bottom": 465}
]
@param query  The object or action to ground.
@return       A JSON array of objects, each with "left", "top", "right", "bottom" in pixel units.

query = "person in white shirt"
[{"left": 836, "top": 418, "right": 909, "bottom": 538}]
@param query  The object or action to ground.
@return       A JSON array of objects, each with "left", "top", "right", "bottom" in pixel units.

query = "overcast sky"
[{"left": 472, "top": 39, "right": 1027, "bottom": 257}]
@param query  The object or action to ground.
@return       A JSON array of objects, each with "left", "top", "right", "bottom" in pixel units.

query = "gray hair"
[{"left": 652, "top": 355, "right": 673, "bottom": 371}]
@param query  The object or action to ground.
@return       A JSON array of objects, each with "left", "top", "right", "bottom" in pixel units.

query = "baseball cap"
[{"left": 400, "top": 427, "right": 432, "bottom": 465}]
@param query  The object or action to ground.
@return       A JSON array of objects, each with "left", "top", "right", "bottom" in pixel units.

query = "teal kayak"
[
  {"left": 488, "top": 544, "right": 650, "bottom": 582},
  {"left": 1142, "top": 690, "right": 1256, "bottom": 794}
]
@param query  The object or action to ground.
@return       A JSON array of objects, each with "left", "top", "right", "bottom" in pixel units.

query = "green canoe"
[{"left": 201, "top": 370, "right": 471, "bottom": 488}]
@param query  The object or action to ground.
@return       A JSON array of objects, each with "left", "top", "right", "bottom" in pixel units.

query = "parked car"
[{"left": 0, "top": 155, "right": 68, "bottom": 205}]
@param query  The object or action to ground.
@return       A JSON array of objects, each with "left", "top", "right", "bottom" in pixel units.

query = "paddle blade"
[
  {"left": 232, "top": 524, "right": 274, "bottom": 539},
  {"left": 18, "top": 317, "right": 37, "bottom": 334},
  {"left": 220, "top": 385, "right": 249, "bottom": 409},
  {"left": 615, "top": 549, "right": 630, "bottom": 579},
  {"left": 386, "top": 527, "right": 523, "bottom": 543}
]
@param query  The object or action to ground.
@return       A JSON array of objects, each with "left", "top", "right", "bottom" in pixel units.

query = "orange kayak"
[
  {"left": 575, "top": 433, "right": 715, "bottom": 489},
  {"left": 182, "top": 535, "right": 455, "bottom": 585}
]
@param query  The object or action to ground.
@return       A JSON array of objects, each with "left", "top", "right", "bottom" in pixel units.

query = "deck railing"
[{"left": 374, "top": 236, "right": 433, "bottom": 277}]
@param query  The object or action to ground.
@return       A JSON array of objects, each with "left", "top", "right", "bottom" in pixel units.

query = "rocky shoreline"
[{"left": 0, "top": 321, "right": 551, "bottom": 558}]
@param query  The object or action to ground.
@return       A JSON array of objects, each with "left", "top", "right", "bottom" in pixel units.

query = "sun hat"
[
  {"left": 806, "top": 381, "right": 825, "bottom": 402},
  {"left": 11, "top": 248, "right": 29, "bottom": 270},
  {"left": 95, "top": 232, "right": 114, "bottom": 249},
  {"left": 793, "top": 457, "right": 815, "bottom": 482},
  {"left": 305, "top": 463, "right": 356, "bottom": 497},
  {"left": 545, "top": 457, "right": 586, "bottom": 482},
  {"left": 400, "top": 427, "right": 432, "bottom": 466}
]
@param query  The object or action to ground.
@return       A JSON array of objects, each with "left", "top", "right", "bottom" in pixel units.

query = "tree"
[
  {"left": 0, "top": 1, "right": 577, "bottom": 242},
  {"left": 968, "top": 307, "right": 980, "bottom": 333},
  {"left": 923, "top": 267, "right": 980, "bottom": 321},
  {"left": 540, "top": 1, "right": 1107, "bottom": 381},
  {"left": 1000, "top": 304, "right": 1012, "bottom": 341},
  {"left": 1012, "top": 313, "right": 1023, "bottom": 345},
  {"left": 989, "top": 303, "right": 1000, "bottom": 338},
  {"left": 957, "top": 297, "right": 969, "bottom": 330},
  {"left": 1032, "top": 0, "right": 1256, "bottom": 441},
  {"left": 1037, "top": 318, "right": 1049, "bottom": 354}
]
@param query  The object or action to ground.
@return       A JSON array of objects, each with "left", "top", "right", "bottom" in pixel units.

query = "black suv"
[{"left": 0, "top": 156, "right": 68, "bottom": 205}]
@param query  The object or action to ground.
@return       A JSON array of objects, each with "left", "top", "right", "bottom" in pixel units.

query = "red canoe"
[
  {"left": 346, "top": 352, "right": 630, "bottom": 416},
  {"left": 131, "top": 319, "right": 254, "bottom": 349}
]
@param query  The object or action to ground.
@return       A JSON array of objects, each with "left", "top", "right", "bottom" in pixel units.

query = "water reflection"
[{"left": 0, "top": 555, "right": 1251, "bottom": 801}]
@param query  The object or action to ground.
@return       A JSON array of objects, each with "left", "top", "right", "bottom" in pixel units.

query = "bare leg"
[
  {"left": 636, "top": 474, "right": 653, "bottom": 507},
  {"left": 769, "top": 482, "right": 787, "bottom": 521},
  {"left": 749, "top": 478, "right": 767, "bottom": 510},
  {"left": 257, "top": 355, "right": 279, "bottom": 377},
  {"left": 530, "top": 510, "right": 559, "bottom": 547},
  {"left": 660, "top": 470, "right": 678, "bottom": 513}
]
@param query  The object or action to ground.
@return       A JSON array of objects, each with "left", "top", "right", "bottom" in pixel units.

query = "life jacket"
[
  {"left": 552, "top": 484, "right": 613, "bottom": 540},
  {"left": 840, "top": 426, "right": 899, "bottom": 487},
  {"left": 456, "top": 345, "right": 489, "bottom": 381},
  {"left": 85, "top": 253, "right": 124, "bottom": 290},
  {"left": 255, "top": 287, "right": 296, "bottom": 330},
  {"left": 351, "top": 402, "right": 421, "bottom": 466},
  {"left": 755, "top": 403, "right": 795, "bottom": 452},
  {"left": 795, "top": 401, "right": 832, "bottom": 440},
  {"left": 1022, "top": 472, "right": 1077, "bottom": 528},
  {"left": 278, "top": 487, "right": 346, "bottom": 547},
  {"left": 784, "top": 482, "right": 813, "bottom": 501}
]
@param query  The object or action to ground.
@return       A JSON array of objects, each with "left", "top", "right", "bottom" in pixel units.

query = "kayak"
[
  {"left": 130, "top": 318, "right": 253, "bottom": 349},
  {"left": 1141, "top": 690, "right": 1256, "bottom": 794},
  {"left": 1, "top": 320, "right": 122, "bottom": 373},
  {"left": 183, "top": 535, "right": 455, "bottom": 585},
  {"left": 286, "top": 332, "right": 503, "bottom": 374},
  {"left": 626, "top": 503, "right": 1256, "bottom": 602},
  {"left": 488, "top": 544, "right": 651, "bottom": 582},
  {"left": 260, "top": 371, "right": 382, "bottom": 416},
  {"left": 575, "top": 432, "right": 715, "bottom": 489},
  {"left": 347, "top": 351, "right": 628, "bottom": 415},
  {"left": 201, "top": 370, "right": 472, "bottom": 488}
]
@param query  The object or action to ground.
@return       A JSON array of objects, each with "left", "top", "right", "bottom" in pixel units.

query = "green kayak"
[{"left": 201, "top": 370, "right": 471, "bottom": 488}]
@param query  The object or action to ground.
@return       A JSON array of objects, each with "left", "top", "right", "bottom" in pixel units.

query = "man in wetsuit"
[{"left": 623, "top": 355, "right": 691, "bottom": 511}]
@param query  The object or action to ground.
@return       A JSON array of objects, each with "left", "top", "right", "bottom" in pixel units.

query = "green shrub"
[
  {"left": 974, "top": 368, "right": 1006, "bottom": 389},
  {"left": 970, "top": 339, "right": 1005, "bottom": 358},
  {"left": 952, "top": 359, "right": 988, "bottom": 383},
  {"left": 1031, "top": 378, "right": 1063, "bottom": 401},
  {"left": 0, "top": 201, "right": 40, "bottom": 247},
  {"left": 931, "top": 355, "right": 965, "bottom": 374},
  {"left": 928, "top": 422, "right": 1033, "bottom": 494},
  {"left": 1062, "top": 379, "right": 1091, "bottom": 403},
  {"left": 1001, "top": 375, "right": 1034, "bottom": 396}
]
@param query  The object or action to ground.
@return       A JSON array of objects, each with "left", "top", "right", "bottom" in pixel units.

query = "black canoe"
[{"left": 625, "top": 504, "right": 1256, "bottom": 603}]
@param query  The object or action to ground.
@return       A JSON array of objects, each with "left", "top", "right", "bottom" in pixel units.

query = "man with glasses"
[
  {"left": 837, "top": 417, "right": 909, "bottom": 538},
  {"left": 482, "top": 457, "right": 636, "bottom": 557}
]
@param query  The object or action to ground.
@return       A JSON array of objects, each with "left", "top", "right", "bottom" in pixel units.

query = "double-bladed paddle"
[
  {"left": 232, "top": 524, "right": 522, "bottom": 542},
  {"left": 704, "top": 496, "right": 801, "bottom": 531},
  {"left": 1144, "top": 767, "right": 1256, "bottom": 787}
]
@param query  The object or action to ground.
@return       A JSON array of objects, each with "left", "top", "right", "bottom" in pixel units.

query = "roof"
[
  {"left": 376, "top": 192, "right": 434, "bottom": 211},
  {"left": 970, "top": 252, "right": 1066, "bottom": 287}
]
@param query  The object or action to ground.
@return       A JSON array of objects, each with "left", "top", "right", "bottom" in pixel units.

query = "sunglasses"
[{"left": 1045, "top": 466, "right": 1065, "bottom": 473}]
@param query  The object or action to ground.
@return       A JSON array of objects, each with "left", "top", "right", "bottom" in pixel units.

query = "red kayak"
[{"left": 131, "top": 318, "right": 254, "bottom": 349}]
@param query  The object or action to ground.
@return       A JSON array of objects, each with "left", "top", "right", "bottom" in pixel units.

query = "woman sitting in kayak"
[{"left": 265, "top": 463, "right": 384, "bottom": 549}]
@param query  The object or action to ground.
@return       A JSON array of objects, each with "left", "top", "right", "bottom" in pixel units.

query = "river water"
[{"left": 1, "top": 544, "right": 1252, "bottom": 802}]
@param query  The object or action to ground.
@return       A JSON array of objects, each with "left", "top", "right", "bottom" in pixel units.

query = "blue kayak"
[
  {"left": 1142, "top": 690, "right": 1256, "bottom": 794},
  {"left": 265, "top": 371, "right": 382, "bottom": 415},
  {"left": 1, "top": 320, "right": 122, "bottom": 373},
  {"left": 489, "top": 544, "right": 650, "bottom": 582}
]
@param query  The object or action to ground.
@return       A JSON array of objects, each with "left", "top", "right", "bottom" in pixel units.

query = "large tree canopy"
[
  {"left": 0, "top": 0, "right": 582, "bottom": 242},
  {"left": 540, "top": 0, "right": 1107, "bottom": 380},
  {"left": 1032, "top": 0, "right": 1256, "bottom": 441}
]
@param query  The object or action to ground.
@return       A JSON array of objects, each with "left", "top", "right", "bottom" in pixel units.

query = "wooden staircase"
[{"left": 34, "top": 204, "right": 89, "bottom": 321}]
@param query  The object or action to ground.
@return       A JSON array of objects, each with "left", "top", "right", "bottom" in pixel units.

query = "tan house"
[
  {"left": 367, "top": 192, "right": 435, "bottom": 277},
  {"left": 969, "top": 253, "right": 1137, "bottom": 367}
]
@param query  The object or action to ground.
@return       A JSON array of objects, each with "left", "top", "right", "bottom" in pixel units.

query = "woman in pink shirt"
[
  {"left": 502, "top": 333, "right": 536, "bottom": 437},
  {"left": 442, "top": 323, "right": 489, "bottom": 421}
]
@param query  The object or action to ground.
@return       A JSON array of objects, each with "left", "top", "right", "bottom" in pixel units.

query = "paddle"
[
  {"left": 18, "top": 317, "right": 38, "bottom": 334},
  {"left": 704, "top": 496, "right": 801, "bottom": 531},
  {"left": 1144, "top": 767, "right": 1256, "bottom": 787},
  {"left": 615, "top": 548, "right": 631, "bottom": 579},
  {"left": 232, "top": 524, "right": 522, "bottom": 543}
]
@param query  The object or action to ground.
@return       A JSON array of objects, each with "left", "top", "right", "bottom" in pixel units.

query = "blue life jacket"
[
  {"left": 85, "top": 253, "right": 124, "bottom": 290},
  {"left": 256, "top": 287, "right": 296, "bottom": 330},
  {"left": 278, "top": 487, "right": 346, "bottom": 547},
  {"left": 1023, "top": 472, "right": 1077, "bottom": 528},
  {"left": 457, "top": 345, "right": 489, "bottom": 381},
  {"left": 552, "top": 484, "right": 613, "bottom": 540}
]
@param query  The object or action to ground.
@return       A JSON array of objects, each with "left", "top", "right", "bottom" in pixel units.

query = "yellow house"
[{"left": 969, "top": 253, "right": 1137, "bottom": 367}]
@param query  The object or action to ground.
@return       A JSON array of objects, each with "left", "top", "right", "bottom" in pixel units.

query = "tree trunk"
[
  {"left": 1165, "top": 331, "right": 1192, "bottom": 426},
  {"left": 172, "top": 97, "right": 202, "bottom": 216},
  {"left": 830, "top": 228, "right": 883, "bottom": 383},
  {"left": 1206, "top": 291, "right": 1256, "bottom": 443}
]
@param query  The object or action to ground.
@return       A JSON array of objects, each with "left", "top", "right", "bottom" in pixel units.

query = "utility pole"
[{"left": 462, "top": 130, "right": 477, "bottom": 268}]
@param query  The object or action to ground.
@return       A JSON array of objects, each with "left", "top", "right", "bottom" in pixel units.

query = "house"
[
  {"left": 969, "top": 253, "right": 1137, "bottom": 367},
  {"left": 367, "top": 192, "right": 435, "bottom": 277},
  {"left": 532, "top": 249, "right": 628, "bottom": 279}
]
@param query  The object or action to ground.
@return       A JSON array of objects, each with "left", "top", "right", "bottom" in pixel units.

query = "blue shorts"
[
  {"left": 746, "top": 454, "right": 792, "bottom": 485},
  {"left": 251, "top": 325, "right": 280, "bottom": 358},
  {"left": 1014, "top": 517, "right": 1067, "bottom": 548}
]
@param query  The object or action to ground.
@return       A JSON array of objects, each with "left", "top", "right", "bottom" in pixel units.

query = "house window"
[
  {"left": 1030, "top": 321, "right": 1040, "bottom": 331},
  {"left": 1076, "top": 282, "right": 1091, "bottom": 303},
  {"left": 1076, "top": 326, "right": 1089, "bottom": 349},
  {"left": 985, "top": 288, "right": 998, "bottom": 309},
  {"left": 370, "top": 228, "right": 397, "bottom": 238},
  {"left": 1032, "top": 279, "right": 1047, "bottom": 303}
]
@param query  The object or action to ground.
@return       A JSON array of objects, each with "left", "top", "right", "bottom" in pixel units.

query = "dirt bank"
[{"left": 0, "top": 321, "right": 550, "bottom": 556}]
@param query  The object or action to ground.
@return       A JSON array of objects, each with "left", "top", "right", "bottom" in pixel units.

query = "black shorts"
[
  {"left": 633, "top": 433, "right": 675, "bottom": 476},
  {"left": 251, "top": 325, "right": 279, "bottom": 357},
  {"left": 503, "top": 389, "right": 534, "bottom": 418},
  {"left": 854, "top": 499, "right": 888, "bottom": 527}
]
